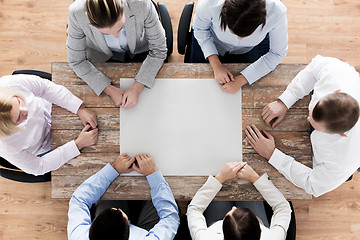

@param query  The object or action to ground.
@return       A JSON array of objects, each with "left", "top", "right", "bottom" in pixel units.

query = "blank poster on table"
[{"left": 120, "top": 78, "right": 242, "bottom": 176}]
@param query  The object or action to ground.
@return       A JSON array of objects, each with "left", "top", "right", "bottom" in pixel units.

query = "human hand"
[
  {"left": 75, "top": 124, "right": 98, "bottom": 150},
  {"left": 245, "top": 125, "right": 275, "bottom": 160},
  {"left": 236, "top": 163, "right": 260, "bottom": 183},
  {"left": 262, "top": 100, "right": 288, "bottom": 128},
  {"left": 209, "top": 55, "right": 234, "bottom": 85},
  {"left": 132, "top": 153, "right": 157, "bottom": 176},
  {"left": 77, "top": 105, "right": 98, "bottom": 129},
  {"left": 111, "top": 153, "right": 135, "bottom": 174},
  {"left": 121, "top": 82, "right": 144, "bottom": 109},
  {"left": 221, "top": 74, "right": 248, "bottom": 93},
  {"left": 215, "top": 162, "right": 246, "bottom": 184},
  {"left": 104, "top": 85, "right": 125, "bottom": 107}
]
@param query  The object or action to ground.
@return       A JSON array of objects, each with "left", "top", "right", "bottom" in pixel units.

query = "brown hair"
[
  {"left": 86, "top": 0, "right": 124, "bottom": 28},
  {"left": 223, "top": 207, "right": 261, "bottom": 240},
  {"left": 0, "top": 87, "right": 25, "bottom": 138},
  {"left": 312, "top": 92, "right": 360, "bottom": 133},
  {"left": 89, "top": 208, "right": 129, "bottom": 240},
  {"left": 220, "top": 0, "right": 266, "bottom": 38}
]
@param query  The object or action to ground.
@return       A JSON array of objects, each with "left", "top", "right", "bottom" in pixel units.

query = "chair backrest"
[
  {"left": 177, "top": 2, "right": 194, "bottom": 58},
  {"left": 157, "top": 2, "right": 173, "bottom": 56},
  {"left": 263, "top": 200, "right": 296, "bottom": 240},
  {"left": 0, "top": 70, "right": 52, "bottom": 183}
]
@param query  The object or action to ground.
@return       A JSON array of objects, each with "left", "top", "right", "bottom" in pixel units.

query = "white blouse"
[{"left": 0, "top": 74, "right": 83, "bottom": 175}]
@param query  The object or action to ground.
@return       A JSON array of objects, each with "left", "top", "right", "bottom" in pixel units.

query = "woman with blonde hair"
[
  {"left": 0, "top": 74, "right": 98, "bottom": 175},
  {"left": 67, "top": 0, "right": 167, "bottom": 109}
]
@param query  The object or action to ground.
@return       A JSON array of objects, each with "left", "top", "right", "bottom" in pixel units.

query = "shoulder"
[
  {"left": 125, "top": 0, "right": 151, "bottom": 11},
  {"left": 69, "top": 0, "right": 86, "bottom": 14},
  {"left": 69, "top": 0, "right": 88, "bottom": 23},
  {"left": 266, "top": 0, "right": 287, "bottom": 15},
  {"left": 196, "top": 0, "right": 224, "bottom": 15}
]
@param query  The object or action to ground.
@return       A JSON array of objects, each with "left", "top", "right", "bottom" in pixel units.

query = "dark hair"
[
  {"left": 220, "top": 0, "right": 266, "bottom": 38},
  {"left": 89, "top": 208, "right": 129, "bottom": 240},
  {"left": 86, "top": 0, "right": 124, "bottom": 28},
  {"left": 223, "top": 207, "right": 261, "bottom": 240},
  {"left": 312, "top": 92, "right": 360, "bottom": 133}
]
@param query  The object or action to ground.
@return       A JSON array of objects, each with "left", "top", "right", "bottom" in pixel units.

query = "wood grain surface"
[
  {"left": 1, "top": 0, "right": 360, "bottom": 239},
  {"left": 51, "top": 62, "right": 312, "bottom": 200}
]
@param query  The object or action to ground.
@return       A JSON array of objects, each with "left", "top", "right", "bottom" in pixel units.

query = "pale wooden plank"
[
  {"left": 52, "top": 153, "right": 312, "bottom": 176},
  {"left": 51, "top": 107, "right": 119, "bottom": 130},
  {"left": 52, "top": 174, "right": 311, "bottom": 200},
  {"left": 243, "top": 108, "right": 310, "bottom": 131},
  {"left": 51, "top": 129, "right": 311, "bottom": 155},
  {"left": 51, "top": 107, "right": 310, "bottom": 131},
  {"left": 51, "top": 129, "right": 119, "bottom": 153}
]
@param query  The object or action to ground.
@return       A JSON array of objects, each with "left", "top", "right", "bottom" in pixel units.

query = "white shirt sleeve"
[
  {"left": 253, "top": 173, "right": 291, "bottom": 240},
  {"left": 13, "top": 74, "right": 83, "bottom": 113},
  {"left": 192, "top": 1, "right": 219, "bottom": 59},
  {"left": 187, "top": 176, "right": 222, "bottom": 240},
  {"left": 268, "top": 148, "right": 348, "bottom": 197},
  {"left": 241, "top": 10, "right": 288, "bottom": 84},
  {"left": 5, "top": 140, "right": 80, "bottom": 176},
  {"left": 278, "top": 55, "right": 329, "bottom": 109}
]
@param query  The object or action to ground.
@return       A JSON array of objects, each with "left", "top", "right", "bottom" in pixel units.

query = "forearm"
[
  {"left": 187, "top": 176, "right": 222, "bottom": 239},
  {"left": 269, "top": 149, "right": 321, "bottom": 196},
  {"left": 146, "top": 171, "right": 180, "bottom": 239},
  {"left": 253, "top": 173, "right": 291, "bottom": 237}
]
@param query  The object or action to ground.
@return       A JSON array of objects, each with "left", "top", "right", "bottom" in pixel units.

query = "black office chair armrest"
[
  {"left": 0, "top": 157, "right": 20, "bottom": 170},
  {"left": 178, "top": 2, "right": 194, "bottom": 55},
  {"left": 0, "top": 168, "right": 51, "bottom": 183},
  {"left": 12, "top": 70, "right": 52, "bottom": 81},
  {"left": 264, "top": 200, "right": 296, "bottom": 240},
  {"left": 157, "top": 2, "right": 173, "bottom": 56}
]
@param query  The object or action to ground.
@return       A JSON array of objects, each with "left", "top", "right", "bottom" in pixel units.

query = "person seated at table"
[
  {"left": 191, "top": 0, "right": 288, "bottom": 94},
  {"left": 0, "top": 74, "right": 98, "bottom": 176},
  {"left": 245, "top": 55, "right": 360, "bottom": 197},
  {"left": 187, "top": 161, "right": 291, "bottom": 240},
  {"left": 67, "top": 153, "right": 180, "bottom": 240},
  {"left": 67, "top": 0, "right": 167, "bottom": 109}
]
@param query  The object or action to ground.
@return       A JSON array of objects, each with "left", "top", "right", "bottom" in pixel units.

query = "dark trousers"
[
  {"left": 203, "top": 200, "right": 270, "bottom": 228},
  {"left": 189, "top": 33, "right": 270, "bottom": 64},
  {"left": 95, "top": 200, "right": 160, "bottom": 231}
]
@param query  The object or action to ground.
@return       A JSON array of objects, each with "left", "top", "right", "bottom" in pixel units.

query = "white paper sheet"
[{"left": 120, "top": 78, "right": 242, "bottom": 176}]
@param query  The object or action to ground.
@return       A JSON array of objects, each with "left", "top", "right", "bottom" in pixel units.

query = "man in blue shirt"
[
  {"left": 191, "top": 0, "right": 288, "bottom": 94},
  {"left": 67, "top": 153, "right": 180, "bottom": 240}
]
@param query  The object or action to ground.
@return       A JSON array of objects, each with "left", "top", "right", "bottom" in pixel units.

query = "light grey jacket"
[{"left": 67, "top": 0, "right": 167, "bottom": 95}]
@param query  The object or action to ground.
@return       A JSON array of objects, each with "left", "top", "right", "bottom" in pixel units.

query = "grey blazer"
[{"left": 67, "top": 0, "right": 167, "bottom": 96}]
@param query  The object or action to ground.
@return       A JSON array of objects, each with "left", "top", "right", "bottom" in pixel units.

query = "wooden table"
[{"left": 51, "top": 62, "right": 312, "bottom": 200}]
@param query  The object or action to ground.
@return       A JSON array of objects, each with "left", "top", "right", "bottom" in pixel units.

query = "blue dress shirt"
[
  {"left": 193, "top": 0, "right": 288, "bottom": 84},
  {"left": 67, "top": 163, "right": 180, "bottom": 240}
]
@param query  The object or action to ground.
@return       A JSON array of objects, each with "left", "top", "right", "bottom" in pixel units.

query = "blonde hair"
[
  {"left": 86, "top": 0, "right": 124, "bottom": 28},
  {"left": 0, "top": 87, "right": 25, "bottom": 138}
]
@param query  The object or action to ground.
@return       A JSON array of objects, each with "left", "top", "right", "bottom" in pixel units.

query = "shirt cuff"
[
  {"left": 146, "top": 170, "right": 165, "bottom": 188},
  {"left": 253, "top": 173, "right": 269, "bottom": 188},
  {"left": 72, "top": 98, "right": 84, "bottom": 115},
  {"left": 268, "top": 148, "right": 288, "bottom": 170},
  {"left": 65, "top": 140, "right": 81, "bottom": 159},
  {"left": 207, "top": 175, "right": 223, "bottom": 190},
  {"left": 104, "top": 163, "right": 120, "bottom": 181},
  {"left": 278, "top": 90, "right": 298, "bottom": 109},
  {"left": 240, "top": 65, "right": 259, "bottom": 85},
  {"left": 200, "top": 41, "right": 219, "bottom": 59}
]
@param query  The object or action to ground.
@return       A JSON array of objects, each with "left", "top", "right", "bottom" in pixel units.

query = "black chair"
[
  {"left": 151, "top": 1, "right": 173, "bottom": 57},
  {"left": 0, "top": 70, "right": 52, "bottom": 183},
  {"left": 177, "top": 2, "right": 195, "bottom": 62},
  {"left": 264, "top": 200, "right": 296, "bottom": 240}
]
